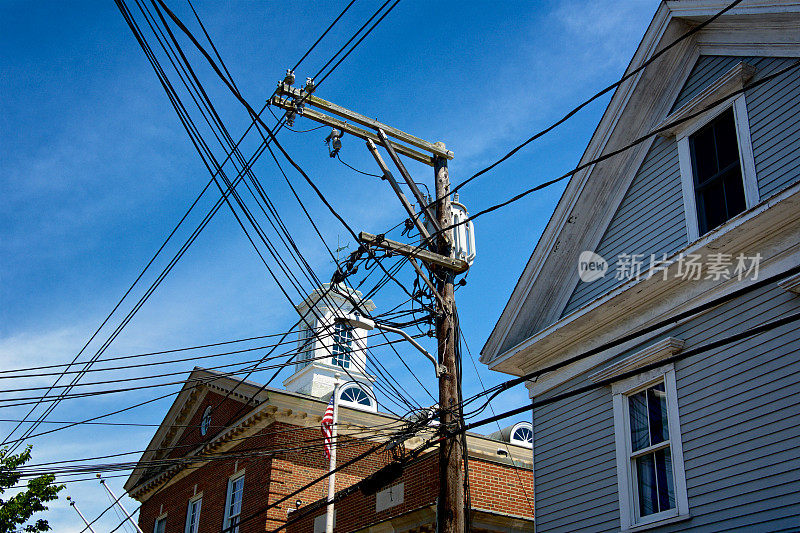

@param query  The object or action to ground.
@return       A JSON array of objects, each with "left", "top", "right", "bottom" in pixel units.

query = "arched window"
[
  {"left": 340, "top": 386, "right": 372, "bottom": 407},
  {"left": 510, "top": 423, "right": 533, "bottom": 448}
]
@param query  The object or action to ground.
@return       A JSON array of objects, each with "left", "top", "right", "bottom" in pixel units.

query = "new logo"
[{"left": 578, "top": 251, "right": 608, "bottom": 282}]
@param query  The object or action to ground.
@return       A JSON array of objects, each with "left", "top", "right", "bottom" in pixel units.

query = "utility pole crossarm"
[
  {"left": 271, "top": 96, "right": 434, "bottom": 166},
  {"left": 275, "top": 83, "right": 454, "bottom": 160},
  {"left": 271, "top": 95, "right": 434, "bottom": 166},
  {"left": 359, "top": 232, "right": 469, "bottom": 273}
]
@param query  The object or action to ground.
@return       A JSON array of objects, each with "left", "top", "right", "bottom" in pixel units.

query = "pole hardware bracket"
[{"left": 358, "top": 232, "right": 468, "bottom": 274}]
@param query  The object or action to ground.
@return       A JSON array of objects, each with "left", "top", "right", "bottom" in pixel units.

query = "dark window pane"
[
  {"left": 723, "top": 169, "right": 746, "bottom": 219},
  {"left": 690, "top": 108, "right": 747, "bottom": 235},
  {"left": 698, "top": 177, "right": 727, "bottom": 232},
  {"left": 655, "top": 448, "right": 676, "bottom": 512},
  {"left": 629, "top": 390, "right": 650, "bottom": 452},
  {"left": 691, "top": 125, "right": 718, "bottom": 182},
  {"left": 637, "top": 449, "right": 676, "bottom": 517},
  {"left": 647, "top": 383, "right": 669, "bottom": 445},
  {"left": 714, "top": 109, "right": 739, "bottom": 169},
  {"left": 637, "top": 453, "right": 658, "bottom": 517}
]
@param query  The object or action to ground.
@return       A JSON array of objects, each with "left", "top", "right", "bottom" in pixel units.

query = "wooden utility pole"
[
  {"left": 272, "top": 83, "right": 468, "bottom": 532},
  {"left": 434, "top": 145, "right": 465, "bottom": 533}
]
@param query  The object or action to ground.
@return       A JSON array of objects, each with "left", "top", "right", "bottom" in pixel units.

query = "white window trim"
[
  {"left": 223, "top": 470, "right": 245, "bottom": 531},
  {"left": 612, "top": 365, "right": 689, "bottom": 532},
  {"left": 676, "top": 93, "right": 759, "bottom": 242},
  {"left": 184, "top": 493, "right": 202, "bottom": 533},
  {"left": 339, "top": 385, "right": 374, "bottom": 410},
  {"left": 509, "top": 421, "right": 534, "bottom": 449}
]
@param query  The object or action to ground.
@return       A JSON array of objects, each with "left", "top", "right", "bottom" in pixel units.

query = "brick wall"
[
  {"left": 165, "top": 391, "right": 249, "bottom": 460},
  {"left": 137, "top": 422, "right": 386, "bottom": 533},
  {"left": 286, "top": 451, "right": 534, "bottom": 533},
  {"left": 469, "top": 459, "right": 534, "bottom": 519}
]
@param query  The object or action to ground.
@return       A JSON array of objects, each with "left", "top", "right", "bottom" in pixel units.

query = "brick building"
[
  {"left": 125, "top": 287, "right": 534, "bottom": 532},
  {"left": 287, "top": 446, "right": 534, "bottom": 533},
  {"left": 125, "top": 368, "right": 534, "bottom": 533}
]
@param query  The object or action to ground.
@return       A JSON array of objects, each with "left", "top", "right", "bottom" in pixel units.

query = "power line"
[
  {"left": 0, "top": 332, "right": 420, "bottom": 391},
  {"left": 0, "top": 331, "right": 295, "bottom": 375},
  {"left": 131, "top": 0, "right": 418, "bottom": 429},
  {"left": 16, "top": 432, "right": 398, "bottom": 477},
  {"left": 148, "top": 0, "right": 424, "bottom": 420},
  {"left": 0, "top": 328, "right": 415, "bottom": 380},
  {"left": 383, "top": 57, "right": 800, "bottom": 267},
  {"left": 290, "top": 0, "right": 360, "bottom": 72},
  {"left": 370, "top": 0, "right": 751, "bottom": 259},
  {"left": 1, "top": 0, "right": 283, "bottom": 450},
  {"left": 310, "top": 0, "right": 397, "bottom": 83},
  {"left": 450, "top": 0, "right": 744, "bottom": 195},
  {"left": 462, "top": 310, "right": 800, "bottom": 436},
  {"left": 153, "top": 2, "right": 428, "bottom": 420},
  {"left": 457, "top": 263, "right": 800, "bottom": 417}
]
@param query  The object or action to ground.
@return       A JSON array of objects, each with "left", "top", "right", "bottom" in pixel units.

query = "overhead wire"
[
  {"left": 455, "top": 310, "right": 535, "bottom": 516},
  {"left": 153, "top": 0, "right": 424, "bottom": 418},
  {"left": 60, "top": 3, "right": 421, "bottom": 529},
  {"left": 85, "top": 5, "right": 424, "bottom": 528},
  {"left": 139, "top": 0, "right": 421, "bottom": 423},
  {"left": 289, "top": 0, "right": 360, "bottom": 72},
  {"left": 455, "top": 263, "right": 800, "bottom": 418},
  {"left": 0, "top": 332, "right": 423, "bottom": 391},
  {"left": 1, "top": 0, "right": 284, "bottom": 452},
  {"left": 375, "top": 57, "right": 800, "bottom": 280}
]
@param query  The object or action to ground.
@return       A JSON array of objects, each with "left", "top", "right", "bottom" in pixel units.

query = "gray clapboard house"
[{"left": 480, "top": 1, "right": 800, "bottom": 532}]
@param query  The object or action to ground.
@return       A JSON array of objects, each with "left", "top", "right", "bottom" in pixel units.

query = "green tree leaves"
[{"left": 0, "top": 447, "right": 64, "bottom": 533}]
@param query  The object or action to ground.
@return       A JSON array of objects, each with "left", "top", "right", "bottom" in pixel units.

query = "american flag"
[{"left": 321, "top": 396, "right": 335, "bottom": 459}]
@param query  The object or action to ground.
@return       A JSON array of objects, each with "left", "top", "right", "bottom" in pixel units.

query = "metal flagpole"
[
  {"left": 66, "top": 496, "right": 96, "bottom": 533},
  {"left": 96, "top": 474, "right": 144, "bottom": 533},
  {"left": 326, "top": 374, "right": 341, "bottom": 533}
]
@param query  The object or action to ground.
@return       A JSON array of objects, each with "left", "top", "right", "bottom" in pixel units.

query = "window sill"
[{"left": 622, "top": 512, "right": 691, "bottom": 532}]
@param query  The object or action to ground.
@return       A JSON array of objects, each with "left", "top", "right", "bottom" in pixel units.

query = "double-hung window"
[
  {"left": 184, "top": 495, "right": 202, "bottom": 533},
  {"left": 330, "top": 323, "right": 352, "bottom": 368},
  {"left": 612, "top": 366, "right": 689, "bottom": 530},
  {"left": 224, "top": 473, "right": 245, "bottom": 533},
  {"left": 688, "top": 107, "right": 747, "bottom": 234},
  {"left": 671, "top": 63, "right": 759, "bottom": 241},
  {"left": 153, "top": 516, "right": 166, "bottom": 533}
]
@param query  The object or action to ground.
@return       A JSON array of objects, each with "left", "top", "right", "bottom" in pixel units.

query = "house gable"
[
  {"left": 123, "top": 368, "right": 269, "bottom": 495},
  {"left": 482, "top": 2, "right": 800, "bottom": 372},
  {"left": 560, "top": 53, "right": 800, "bottom": 318},
  {"left": 561, "top": 135, "right": 686, "bottom": 316}
]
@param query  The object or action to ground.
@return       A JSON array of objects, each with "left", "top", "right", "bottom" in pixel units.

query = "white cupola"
[{"left": 282, "top": 283, "right": 377, "bottom": 411}]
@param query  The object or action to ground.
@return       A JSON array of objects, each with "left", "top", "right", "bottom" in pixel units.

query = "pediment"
[{"left": 123, "top": 368, "right": 266, "bottom": 495}]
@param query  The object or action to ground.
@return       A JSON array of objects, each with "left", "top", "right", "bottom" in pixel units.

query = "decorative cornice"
[
  {"left": 588, "top": 338, "right": 685, "bottom": 383},
  {"left": 656, "top": 61, "right": 756, "bottom": 137}
]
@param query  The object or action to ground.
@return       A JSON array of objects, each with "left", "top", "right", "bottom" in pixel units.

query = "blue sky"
[{"left": 0, "top": 1, "right": 659, "bottom": 530}]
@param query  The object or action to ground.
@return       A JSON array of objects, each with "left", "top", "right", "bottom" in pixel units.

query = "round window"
[{"left": 200, "top": 406, "right": 212, "bottom": 436}]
